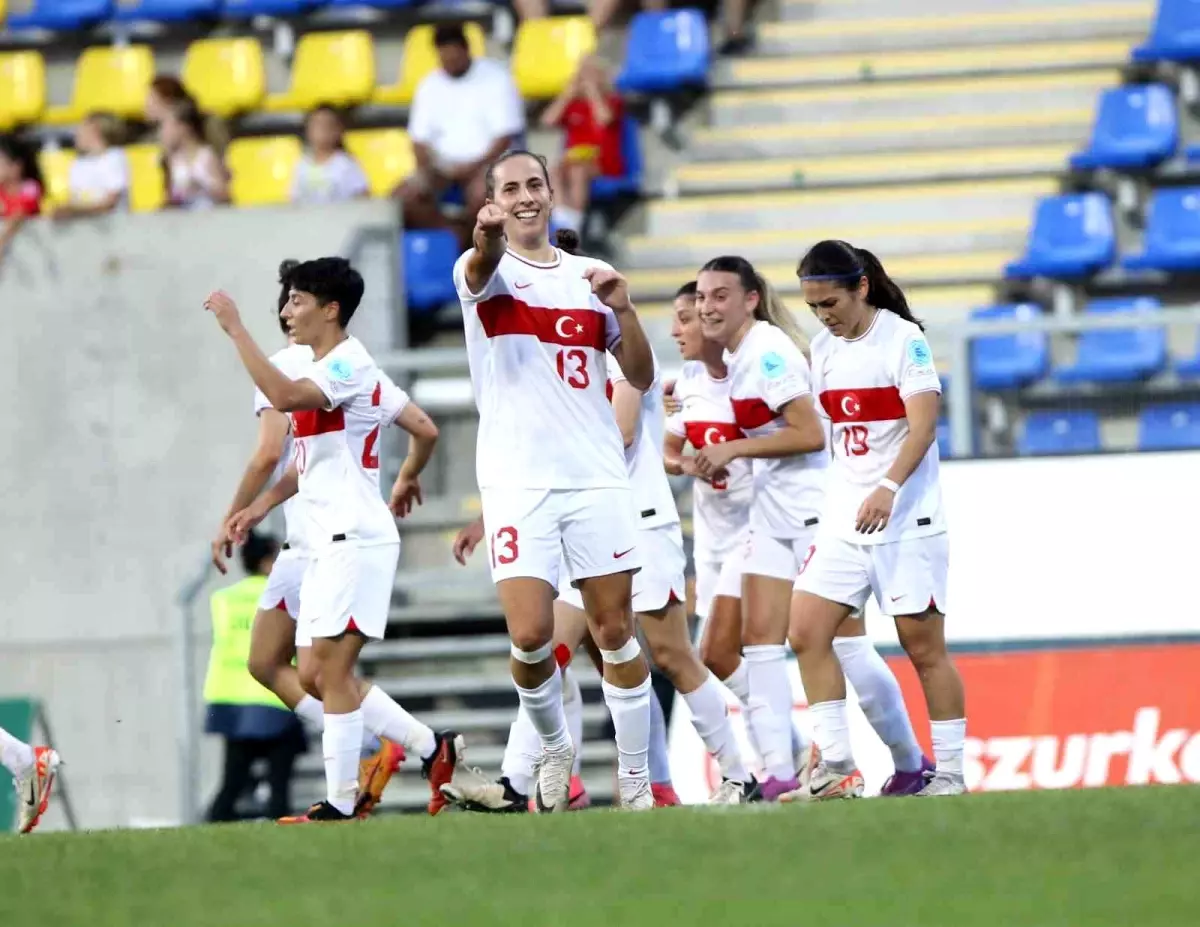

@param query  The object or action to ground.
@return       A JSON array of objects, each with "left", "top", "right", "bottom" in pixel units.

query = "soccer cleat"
[
  {"left": 617, "top": 773, "right": 654, "bottom": 810},
  {"left": 444, "top": 771, "right": 528, "bottom": 814},
  {"left": 354, "top": 739, "right": 406, "bottom": 818},
  {"left": 651, "top": 782, "right": 681, "bottom": 807},
  {"left": 759, "top": 775, "right": 801, "bottom": 802},
  {"left": 278, "top": 801, "right": 355, "bottom": 824},
  {"left": 799, "top": 762, "right": 865, "bottom": 801},
  {"left": 16, "top": 746, "right": 60, "bottom": 835},
  {"left": 881, "top": 755, "right": 936, "bottom": 797},
  {"left": 795, "top": 741, "right": 821, "bottom": 792},
  {"left": 422, "top": 730, "right": 465, "bottom": 816},
  {"left": 710, "top": 777, "right": 758, "bottom": 806},
  {"left": 568, "top": 774, "right": 591, "bottom": 810},
  {"left": 532, "top": 742, "right": 575, "bottom": 813},
  {"left": 916, "top": 771, "right": 968, "bottom": 796}
]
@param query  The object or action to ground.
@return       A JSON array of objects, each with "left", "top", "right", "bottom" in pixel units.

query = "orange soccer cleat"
[
  {"left": 354, "top": 739, "right": 406, "bottom": 819},
  {"left": 17, "top": 746, "right": 61, "bottom": 835}
]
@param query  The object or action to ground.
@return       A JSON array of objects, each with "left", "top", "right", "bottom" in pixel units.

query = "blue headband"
[{"left": 799, "top": 267, "right": 864, "bottom": 282}]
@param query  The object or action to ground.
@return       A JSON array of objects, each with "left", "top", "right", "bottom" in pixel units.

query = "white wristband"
[{"left": 879, "top": 478, "right": 901, "bottom": 494}]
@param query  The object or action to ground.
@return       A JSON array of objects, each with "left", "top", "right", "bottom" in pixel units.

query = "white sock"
[
  {"left": 685, "top": 674, "right": 749, "bottom": 783},
  {"left": 554, "top": 204, "right": 583, "bottom": 231},
  {"left": 322, "top": 710, "right": 363, "bottom": 815},
  {"left": 562, "top": 668, "right": 585, "bottom": 777},
  {"left": 296, "top": 693, "right": 380, "bottom": 750},
  {"left": 361, "top": 685, "right": 437, "bottom": 760},
  {"left": 647, "top": 687, "right": 673, "bottom": 785},
  {"left": 834, "top": 637, "right": 924, "bottom": 772},
  {"left": 809, "top": 699, "right": 854, "bottom": 770},
  {"left": 500, "top": 706, "right": 540, "bottom": 797},
  {"left": 931, "top": 718, "right": 967, "bottom": 778},
  {"left": 514, "top": 667, "right": 572, "bottom": 752},
  {"left": 723, "top": 659, "right": 750, "bottom": 702},
  {"left": 744, "top": 644, "right": 796, "bottom": 781},
  {"left": 602, "top": 676, "right": 652, "bottom": 778},
  {"left": 0, "top": 725, "right": 34, "bottom": 777}
]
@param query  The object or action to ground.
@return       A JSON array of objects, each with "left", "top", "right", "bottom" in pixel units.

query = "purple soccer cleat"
[
  {"left": 759, "top": 775, "right": 801, "bottom": 801},
  {"left": 880, "top": 755, "right": 935, "bottom": 796}
]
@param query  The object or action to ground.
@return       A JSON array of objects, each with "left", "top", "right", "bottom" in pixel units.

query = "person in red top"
[
  {"left": 0, "top": 135, "right": 43, "bottom": 264},
  {"left": 541, "top": 56, "right": 625, "bottom": 235}
]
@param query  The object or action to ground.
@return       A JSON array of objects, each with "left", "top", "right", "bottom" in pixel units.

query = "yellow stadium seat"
[
  {"left": 125, "top": 144, "right": 166, "bottom": 213},
  {"left": 43, "top": 45, "right": 155, "bottom": 126},
  {"left": 37, "top": 148, "right": 74, "bottom": 211},
  {"left": 0, "top": 52, "right": 46, "bottom": 130},
  {"left": 182, "top": 38, "right": 266, "bottom": 119},
  {"left": 343, "top": 129, "right": 414, "bottom": 198},
  {"left": 263, "top": 31, "right": 375, "bottom": 113},
  {"left": 372, "top": 22, "right": 487, "bottom": 108},
  {"left": 226, "top": 135, "right": 302, "bottom": 207},
  {"left": 512, "top": 17, "right": 596, "bottom": 100}
]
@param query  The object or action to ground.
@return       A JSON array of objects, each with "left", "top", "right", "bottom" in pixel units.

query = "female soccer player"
[
  {"left": 791, "top": 240, "right": 966, "bottom": 798},
  {"left": 454, "top": 149, "right": 656, "bottom": 810},
  {"left": 1, "top": 727, "right": 58, "bottom": 834}
]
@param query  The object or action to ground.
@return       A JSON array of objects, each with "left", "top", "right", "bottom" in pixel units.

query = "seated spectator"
[
  {"left": 0, "top": 135, "right": 43, "bottom": 264},
  {"left": 541, "top": 55, "right": 624, "bottom": 234},
  {"left": 399, "top": 24, "right": 525, "bottom": 236},
  {"left": 146, "top": 75, "right": 190, "bottom": 126},
  {"left": 161, "top": 99, "right": 229, "bottom": 209},
  {"left": 290, "top": 106, "right": 369, "bottom": 205},
  {"left": 55, "top": 113, "right": 129, "bottom": 219}
]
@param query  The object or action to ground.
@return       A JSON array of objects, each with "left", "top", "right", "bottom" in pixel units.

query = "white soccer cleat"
[
  {"left": 709, "top": 778, "right": 753, "bottom": 806},
  {"left": 916, "top": 772, "right": 967, "bottom": 796},
  {"left": 617, "top": 773, "right": 654, "bottom": 810},
  {"left": 16, "top": 747, "right": 61, "bottom": 834},
  {"left": 795, "top": 740, "right": 821, "bottom": 792},
  {"left": 533, "top": 743, "right": 575, "bottom": 812},
  {"left": 440, "top": 764, "right": 518, "bottom": 813},
  {"left": 781, "top": 761, "right": 864, "bottom": 803}
]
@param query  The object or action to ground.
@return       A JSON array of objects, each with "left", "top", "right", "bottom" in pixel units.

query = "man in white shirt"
[{"left": 398, "top": 24, "right": 525, "bottom": 234}]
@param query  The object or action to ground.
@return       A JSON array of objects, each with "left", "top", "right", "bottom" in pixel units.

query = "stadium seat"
[
  {"left": 6, "top": 0, "right": 112, "bottom": 30},
  {"left": 589, "top": 116, "right": 642, "bottom": 202},
  {"left": 1132, "top": 0, "right": 1200, "bottom": 63},
  {"left": 125, "top": 145, "right": 166, "bottom": 213},
  {"left": 0, "top": 52, "right": 46, "bottom": 131},
  {"left": 1138, "top": 403, "right": 1200, "bottom": 450},
  {"left": 936, "top": 420, "right": 952, "bottom": 459},
  {"left": 182, "top": 39, "right": 265, "bottom": 119},
  {"left": 114, "top": 0, "right": 219, "bottom": 22},
  {"left": 344, "top": 129, "right": 414, "bottom": 199},
  {"left": 226, "top": 136, "right": 302, "bottom": 208},
  {"left": 222, "top": 0, "right": 315, "bottom": 17},
  {"left": 37, "top": 147, "right": 74, "bottom": 211},
  {"left": 617, "top": 9, "right": 710, "bottom": 93},
  {"left": 1004, "top": 192, "right": 1115, "bottom": 279},
  {"left": 1019, "top": 411, "right": 1101, "bottom": 456},
  {"left": 512, "top": 16, "right": 597, "bottom": 100},
  {"left": 42, "top": 46, "right": 154, "bottom": 127},
  {"left": 1177, "top": 332, "right": 1200, "bottom": 378},
  {"left": 263, "top": 31, "right": 375, "bottom": 113},
  {"left": 1053, "top": 296, "right": 1167, "bottom": 384},
  {"left": 969, "top": 303, "right": 1049, "bottom": 390},
  {"left": 1069, "top": 84, "right": 1178, "bottom": 171},
  {"left": 373, "top": 23, "right": 487, "bottom": 108},
  {"left": 327, "top": 0, "right": 412, "bottom": 7},
  {"left": 1122, "top": 186, "right": 1200, "bottom": 272},
  {"left": 403, "top": 229, "right": 460, "bottom": 314}
]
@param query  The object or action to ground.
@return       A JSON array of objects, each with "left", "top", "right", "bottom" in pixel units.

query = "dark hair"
[
  {"left": 286, "top": 257, "right": 364, "bottom": 328},
  {"left": 554, "top": 229, "right": 580, "bottom": 254},
  {"left": 304, "top": 105, "right": 346, "bottom": 151},
  {"left": 484, "top": 149, "right": 552, "bottom": 200},
  {"left": 167, "top": 98, "right": 206, "bottom": 142},
  {"left": 240, "top": 529, "right": 279, "bottom": 576},
  {"left": 698, "top": 255, "right": 808, "bottom": 350},
  {"left": 433, "top": 23, "right": 468, "bottom": 49},
  {"left": 675, "top": 281, "right": 697, "bottom": 299},
  {"left": 797, "top": 239, "right": 923, "bottom": 331},
  {"left": 150, "top": 75, "right": 189, "bottom": 104},
  {"left": 0, "top": 134, "right": 42, "bottom": 188},
  {"left": 277, "top": 259, "right": 299, "bottom": 334}
]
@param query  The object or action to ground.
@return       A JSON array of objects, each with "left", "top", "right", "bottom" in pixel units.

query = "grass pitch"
[{"left": 3, "top": 787, "right": 1198, "bottom": 927}]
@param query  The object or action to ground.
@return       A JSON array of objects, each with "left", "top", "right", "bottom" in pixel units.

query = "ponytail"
[
  {"left": 797, "top": 239, "right": 923, "bottom": 331},
  {"left": 554, "top": 228, "right": 581, "bottom": 255},
  {"left": 698, "top": 255, "right": 809, "bottom": 352}
]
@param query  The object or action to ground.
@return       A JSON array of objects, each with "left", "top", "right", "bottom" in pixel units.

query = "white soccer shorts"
[
  {"left": 257, "top": 546, "right": 307, "bottom": 619},
  {"left": 557, "top": 522, "right": 686, "bottom": 614},
  {"left": 794, "top": 532, "right": 949, "bottom": 617},
  {"left": 694, "top": 541, "right": 747, "bottom": 622},
  {"left": 742, "top": 526, "right": 819, "bottom": 582},
  {"left": 295, "top": 540, "right": 399, "bottom": 647}
]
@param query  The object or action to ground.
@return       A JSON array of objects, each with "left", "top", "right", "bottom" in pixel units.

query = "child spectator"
[
  {"left": 290, "top": 106, "right": 369, "bottom": 205},
  {"left": 161, "top": 99, "right": 229, "bottom": 209},
  {"left": 146, "top": 75, "right": 190, "bottom": 126},
  {"left": 55, "top": 112, "right": 129, "bottom": 219},
  {"left": 0, "top": 135, "right": 43, "bottom": 263}
]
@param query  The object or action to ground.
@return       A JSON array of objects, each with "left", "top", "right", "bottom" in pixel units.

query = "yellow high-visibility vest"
[{"left": 203, "top": 576, "right": 285, "bottom": 709}]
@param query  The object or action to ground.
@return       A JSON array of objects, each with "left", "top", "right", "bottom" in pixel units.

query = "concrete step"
[
  {"left": 780, "top": 0, "right": 1149, "bottom": 23},
  {"left": 392, "top": 565, "right": 495, "bottom": 602},
  {"left": 388, "top": 601, "right": 502, "bottom": 625},
  {"left": 397, "top": 493, "right": 480, "bottom": 531},
  {"left": 375, "top": 670, "right": 603, "bottom": 699},
  {"left": 364, "top": 633, "right": 511, "bottom": 662}
]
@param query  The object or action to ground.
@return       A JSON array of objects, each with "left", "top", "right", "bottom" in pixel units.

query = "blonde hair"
[{"left": 753, "top": 274, "right": 809, "bottom": 355}]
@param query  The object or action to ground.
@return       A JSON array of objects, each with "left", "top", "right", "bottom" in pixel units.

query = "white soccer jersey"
[
  {"left": 810, "top": 309, "right": 945, "bottom": 545},
  {"left": 254, "top": 344, "right": 313, "bottom": 549},
  {"left": 665, "top": 360, "right": 752, "bottom": 561},
  {"left": 725, "top": 321, "right": 827, "bottom": 538},
  {"left": 607, "top": 350, "right": 679, "bottom": 531},
  {"left": 454, "top": 247, "right": 628, "bottom": 491},
  {"left": 290, "top": 336, "right": 400, "bottom": 548}
]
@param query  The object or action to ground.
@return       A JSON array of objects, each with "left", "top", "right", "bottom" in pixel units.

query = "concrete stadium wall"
[{"left": 0, "top": 200, "right": 399, "bottom": 830}]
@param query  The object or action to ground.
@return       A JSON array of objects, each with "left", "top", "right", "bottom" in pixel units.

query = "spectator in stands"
[
  {"left": 0, "top": 135, "right": 43, "bottom": 265},
  {"left": 161, "top": 99, "right": 229, "bottom": 210},
  {"left": 54, "top": 113, "right": 129, "bottom": 219},
  {"left": 399, "top": 23, "right": 525, "bottom": 238},
  {"left": 290, "top": 106, "right": 369, "bottom": 205},
  {"left": 145, "top": 75, "right": 190, "bottom": 126},
  {"left": 540, "top": 55, "right": 625, "bottom": 235}
]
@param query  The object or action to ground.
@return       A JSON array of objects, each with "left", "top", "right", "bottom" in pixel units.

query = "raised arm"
[{"left": 464, "top": 204, "right": 508, "bottom": 296}]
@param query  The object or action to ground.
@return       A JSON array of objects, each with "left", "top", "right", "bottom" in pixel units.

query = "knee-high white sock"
[
  {"left": 808, "top": 699, "right": 854, "bottom": 770},
  {"left": 931, "top": 718, "right": 967, "bottom": 777},
  {"left": 322, "top": 710, "right": 363, "bottom": 815},
  {"left": 684, "top": 674, "right": 749, "bottom": 783},
  {"left": 721, "top": 660, "right": 766, "bottom": 769},
  {"left": 514, "top": 667, "right": 572, "bottom": 752},
  {"left": 602, "top": 676, "right": 652, "bottom": 778},
  {"left": 501, "top": 706, "right": 541, "bottom": 797},
  {"left": 361, "top": 685, "right": 438, "bottom": 760},
  {"left": 0, "top": 725, "right": 34, "bottom": 777},
  {"left": 562, "top": 668, "right": 585, "bottom": 776},
  {"left": 743, "top": 644, "right": 796, "bottom": 781},
  {"left": 296, "top": 693, "right": 383, "bottom": 750},
  {"left": 648, "top": 687, "right": 673, "bottom": 785},
  {"left": 834, "top": 637, "right": 924, "bottom": 772}
]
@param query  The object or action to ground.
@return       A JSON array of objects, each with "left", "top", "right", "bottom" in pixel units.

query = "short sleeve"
[
  {"left": 10, "top": 181, "right": 41, "bottom": 217},
  {"left": 340, "top": 156, "right": 369, "bottom": 199},
  {"left": 305, "top": 350, "right": 373, "bottom": 410},
  {"left": 453, "top": 250, "right": 507, "bottom": 302},
  {"left": 407, "top": 77, "right": 435, "bottom": 146},
  {"left": 377, "top": 372, "right": 412, "bottom": 426},
  {"left": 665, "top": 408, "right": 686, "bottom": 438},
  {"left": 894, "top": 329, "right": 941, "bottom": 400},
  {"left": 488, "top": 64, "right": 526, "bottom": 138},
  {"left": 758, "top": 335, "right": 812, "bottom": 412},
  {"left": 103, "top": 150, "right": 130, "bottom": 196},
  {"left": 607, "top": 351, "right": 626, "bottom": 384}
]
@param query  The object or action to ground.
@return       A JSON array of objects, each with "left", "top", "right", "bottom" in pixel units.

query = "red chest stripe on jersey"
[
  {"left": 292, "top": 407, "right": 345, "bottom": 437},
  {"left": 685, "top": 420, "right": 743, "bottom": 449},
  {"left": 820, "top": 386, "right": 906, "bottom": 424},
  {"left": 477, "top": 296, "right": 607, "bottom": 350},
  {"left": 731, "top": 397, "right": 776, "bottom": 430}
]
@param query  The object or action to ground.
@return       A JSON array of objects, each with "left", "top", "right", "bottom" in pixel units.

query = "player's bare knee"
[
  {"left": 247, "top": 653, "right": 278, "bottom": 691},
  {"left": 897, "top": 627, "right": 944, "bottom": 670},
  {"left": 509, "top": 626, "right": 553, "bottom": 656},
  {"left": 590, "top": 607, "right": 634, "bottom": 652},
  {"left": 701, "top": 641, "right": 739, "bottom": 681},
  {"left": 298, "top": 661, "right": 322, "bottom": 699},
  {"left": 787, "top": 620, "right": 819, "bottom": 657}
]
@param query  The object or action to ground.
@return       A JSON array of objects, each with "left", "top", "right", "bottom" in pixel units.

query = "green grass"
[{"left": 4, "top": 787, "right": 1199, "bottom": 926}]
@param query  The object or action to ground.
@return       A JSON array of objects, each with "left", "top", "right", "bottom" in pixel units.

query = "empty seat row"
[
  {"left": 1020, "top": 405, "right": 1200, "bottom": 455},
  {"left": 4, "top": 0, "right": 418, "bottom": 30}
]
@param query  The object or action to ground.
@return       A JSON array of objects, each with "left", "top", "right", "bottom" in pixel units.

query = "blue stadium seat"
[
  {"left": 114, "top": 0, "right": 219, "bottom": 21},
  {"left": 1020, "top": 411, "right": 1102, "bottom": 456},
  {"left": 1122, "top": 186, "right": 1200, "bottom": 272},
  {"left": 222, "top": 0, "right": 315, "bottom": 17},
  {"left": 616, "top": 9, "right": 710, "bottom": 93},
  {"left": 328, "top": 0, "right": 413, "bottom": 6},
  {"left": 403, "top": 230, "right": 459, "bottom": 315},
  {"left": 970, "top": 303, "right": 1049, "bottom": 390},
  {"left": 7, "top": 0, "right": 112, "bottom": 30},
  {"left": 1069, "top": 84, "right": 1178, "bottom": 171},
  {"left": 1054, "top": 296, "right": 1167, "bottom": 384},
  {"left": 1177, "top": 332, "right": 1200, "bottom": 378},
  {"left": 936, "top": 420, "right": 952, "bottom": 459},
  {"left": 1138, "top": 403, "right": 1200, "bottom": 450},
  {"left": 590, "top": 116, "right": 642, "bottom": 202},
  {"left": 1004, "top": 193, "right": 1115, "bottom": 279},
  {"left": 1132, "top": 0, "right": 1200, "bottom": 63}
]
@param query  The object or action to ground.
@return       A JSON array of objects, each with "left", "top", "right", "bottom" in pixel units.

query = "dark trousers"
[{"left": 207, "top": 736, "right": 303, "bottom": 822}]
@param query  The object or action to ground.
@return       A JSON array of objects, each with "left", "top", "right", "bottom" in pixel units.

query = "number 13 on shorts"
[{"left": 491, "top": 526, "right": 519, "bottom": 568}]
